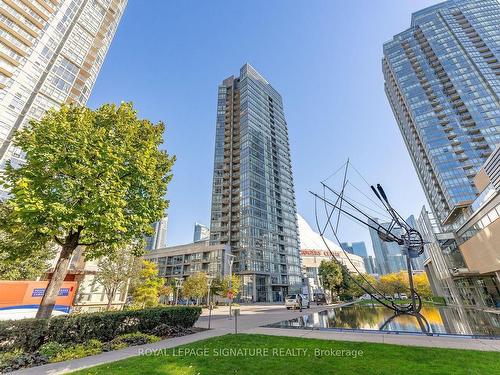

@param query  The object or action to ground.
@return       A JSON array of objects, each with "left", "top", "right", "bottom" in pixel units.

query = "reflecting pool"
[{"left": 266, "top": 304, "right": 500, "bottom": 338}]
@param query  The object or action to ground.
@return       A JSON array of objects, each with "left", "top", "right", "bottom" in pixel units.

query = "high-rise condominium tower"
[
  {"left": 383, "top": 0, "right": 499, "bottom": 229},
  {"left": 193, "top": 222, "right": 209, "bottom": 242},
  {"left": 145, "top": 214, "right": 168, "bottom": 251},
  {"left": 209, "top": 63, "right": 301, "bottom": 302},
  {"left": 0, "top": 0, "right": 127, "bottom": 199}
]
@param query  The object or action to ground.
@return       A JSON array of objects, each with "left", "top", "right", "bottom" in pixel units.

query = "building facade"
[
  {"left": 383, "top": 0, "right": 500, "bottom": 230},
  {"left": 193, "top": 222, "right": 210, "bottom": 242},
  {"left": 419, "top": 147, "right": 500, "bottom": 308},
  {"left": 144, "top": 242, "right": 226, "bottom": 283},
  {"left": 383, "top": 0, "right": 500, "bottom": 308},
  {"left": 0, "top": 0, "right": 127, "bottom": 199},
  {"left": 209, "top": 63, "right": 301, "bottom": 302}
]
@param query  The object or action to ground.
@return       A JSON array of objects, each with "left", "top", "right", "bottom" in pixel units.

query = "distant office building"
[
  {"left": 209, "top": 64, "right": 301, "bottom": 302},
  {"left": 369, "top": 218, "right": 423, "bottom": 274},
  {"left": 0, "top": 0, "right": 128, "bottom": 200},
  {"left": 364, "top": 256, "right": 377, "bottom": 275},
  {"left": 340, "top": 243, "right": 352, "bottom": 254},
  {"left": 351, "top": 242, "right": 368, "bottom": 258},
  {"left": 383, "top": 0, "right": 500, "bottom": 229},
  {"left": 145, "top": 214, "right": 168, "bottom": 251},
  {"left": 193, "top": 223, "right": 210, "bottom": 242},
  {"left": 341, "top": 241, "right": 373, "bottom": 274}
]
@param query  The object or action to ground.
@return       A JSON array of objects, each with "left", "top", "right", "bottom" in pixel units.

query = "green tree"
[
  {"left": 0, "top": 103, "right": 174, "bottom": 318},
  {"left": 94, "top": 248, "right": 141, "bottom": 310},
  {"left": 0, "top": 203, "right": 55, "bottom": 280},
  {"left": 210, "top": 276, "right": 223, "bottom": 298},
  {"left": 131, "top": 260, "right": 164, "bottom": 308},
  {"left": 318, "top": 260, "right": 343, "bottom": 302},
  {"left": 219, "top": 274, "right": 241, "bottom": 299},
  {"left": 182, "top": 272, "right": 208, "bottom": 304},
  {"left": 343, "top": 273, "right": 378, "bottom": 300}
]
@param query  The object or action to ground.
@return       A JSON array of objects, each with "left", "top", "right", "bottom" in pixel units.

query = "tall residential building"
[
  {"left": 383, "top": 0, "right": 500, "bottom": 230},
  {"left": 193, "top": 222, "right": 210, "bottom": 243},
  {"left": 209, "top": 63, "right": 301, "bottom": 302},
  {"left": 418, "top": 147, "right": 500, "bottom": 308},
  {"left": 145, "top": 214, "right": 168, "bottom": 251},
  {"left": 0, "top": 0, "right": 127, "bottom": 199}
]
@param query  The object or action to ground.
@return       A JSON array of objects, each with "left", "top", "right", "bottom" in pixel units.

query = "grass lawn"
[{"left": 72, "top": 334, "right": 499, "bottom": 375}]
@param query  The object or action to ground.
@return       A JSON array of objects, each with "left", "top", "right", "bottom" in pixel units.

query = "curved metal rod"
[
  {"left": 314, "top": 192, "right": 423, "bottom": 314},
  {"left": 319, "top": 191, "right": 390, "bottom": 300},
  {"left": 314, "top": 195, "right": 398, "bottom": 311},
  {"left": 317, "top": 191, "right": 413, "bottom": 312},
  {"left": 379, "top": 311, "right": 431, "bottom": 335}
]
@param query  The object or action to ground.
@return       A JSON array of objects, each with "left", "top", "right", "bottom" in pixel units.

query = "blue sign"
[
  {"left": 32, "top": 288, "right": 45, "bottom": 297},
  {"left": 31, "top": 287, "right": 71, "bottom": 297}
]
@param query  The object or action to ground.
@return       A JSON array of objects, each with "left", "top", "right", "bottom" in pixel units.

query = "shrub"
[
  {"left": 0, "top": 349, "right": 47, "bottom": 373},
  {"left": 0, "top": 318, "right": 48, "bottom": 353},
  {"left": 150, "top": 324, "right": 193, "bottom": 338},
  {"left": 39, "top": 342, "right": 65, "bottom": 360},
  {"left": 50, "top": 340, "right": 103, "bottom": 363},
  {"left": 108, "top": 332, "right": 159, "bottom": 348},
  {"left": 0, "top": 306, "right": 201, "bottom": 352}
]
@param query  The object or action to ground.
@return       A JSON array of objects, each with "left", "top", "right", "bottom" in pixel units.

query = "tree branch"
[
  {"left": 53, "top": 236, "right": 64, "bottom": 246},
  {"left": 77, "top": 240, "right": 101, "bottom": 247}
]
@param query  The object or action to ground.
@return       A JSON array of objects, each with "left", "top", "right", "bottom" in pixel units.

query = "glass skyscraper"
[
  {"left": 368, "top": 218, "right": 412, "bottom": 275},
  {"left": 0, "top": 0, "right": 127, "bottom": 200},
  {"left": 383, "top": 0, "right": 500, "bottom": 229},
  {"left": 209, "top": 63, "right": 301, "bottom": 302}
]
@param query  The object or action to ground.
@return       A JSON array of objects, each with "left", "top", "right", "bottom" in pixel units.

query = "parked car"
[
  {"left": 399, "top": 293, "right": 408, "bottom": 300},
  {"left": 384, "top": 294, "right": 394, "bottom": 301},
  {"left": 285, "top": 294, "right": 310, "bottom": 309},
  {"left": 313, "top": 293, "right": 327, "bottom": 305}
]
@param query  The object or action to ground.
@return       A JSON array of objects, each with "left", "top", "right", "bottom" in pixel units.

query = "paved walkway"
[{"left": 10, "top": 304, "right": 500, "bottom": 374}]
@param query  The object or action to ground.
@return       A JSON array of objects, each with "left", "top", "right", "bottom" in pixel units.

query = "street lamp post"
[
  {"left": 207, "top": 275, "right": 214, "bottom": 329},
  {"left": 174, "top": 278, "right": 183, "bottom": 306},
  {"left": 227, "top": 254, "right": 235, "bottom": 319}
]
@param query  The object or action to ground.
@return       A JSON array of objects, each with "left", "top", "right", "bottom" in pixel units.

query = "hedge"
[{"left": 0, "top": 306, "right": 201, "bottom": 353}]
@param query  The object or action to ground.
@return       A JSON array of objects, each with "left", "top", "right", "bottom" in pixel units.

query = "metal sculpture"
[{"left": 310, "top": 161, "right": 430, "bottom": 333}]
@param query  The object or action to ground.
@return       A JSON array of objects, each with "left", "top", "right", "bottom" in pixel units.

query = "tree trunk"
[
  {"left": 106, "top": 288, "right": 116, "bottom": 311},
  {"left": 36, "top": 244, "right": 75, "bottom": 319},
  {"left": 122, "top": 278, "right": 131, "bottom": 310}
]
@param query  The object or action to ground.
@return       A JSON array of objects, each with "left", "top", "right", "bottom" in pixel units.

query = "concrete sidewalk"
[{"left": 9, "top": 304, "right": 500, "bottom": 374}]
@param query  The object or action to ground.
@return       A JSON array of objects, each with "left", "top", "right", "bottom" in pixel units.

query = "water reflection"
[{"left": 267, "top": 305, "right": 500, "bottom": 338}]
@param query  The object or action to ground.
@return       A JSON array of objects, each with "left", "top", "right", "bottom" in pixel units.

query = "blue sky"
[{"left": 88, "top": 0, "right": 440, "bottom": 255}]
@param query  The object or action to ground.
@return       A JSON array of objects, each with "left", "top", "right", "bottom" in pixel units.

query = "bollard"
[{"left": 233, "top": 308, "right": 240, "bottom": 334}]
